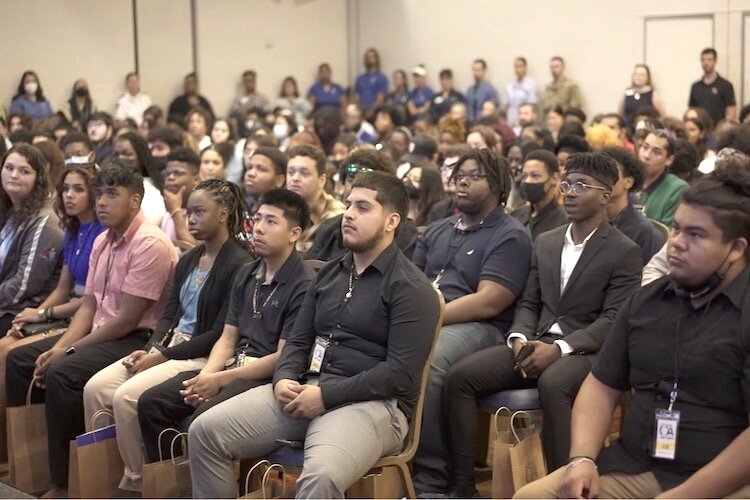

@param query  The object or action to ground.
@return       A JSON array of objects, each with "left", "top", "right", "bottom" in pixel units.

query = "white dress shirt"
[
  {"left": 114, "top": 92, "right": 153, "bottom": 125},
  {"left": 507, "top": 224, "right": 597, "bottom": 356}
]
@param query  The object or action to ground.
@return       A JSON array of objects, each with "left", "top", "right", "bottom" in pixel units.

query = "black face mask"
[
  {"left": 152, "top": 156, "right": 168, "bottom": 173},
  {"left": 404, "top": 179, "right": 420, "bottom": 200},
  {"left": 519, "top": 181, "right": 547, "bottom": 203},
  {"left": 672, "top": 247, "right": 733, "bottom": 300},
  {"left": 74, "top": 88, "right": 89, "bottom": 98}
]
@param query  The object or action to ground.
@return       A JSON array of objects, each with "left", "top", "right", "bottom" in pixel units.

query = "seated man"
[
  {"left": 5, "top": 161, "right": 177, "bottom": 498},
  {"left": 187, "top": 171, "right": 441, "bottom": 498},
  {"left": 307, "top": 148, "right": 419, "bottom": 260},
  {"left": 516, "top": 163, "right": 750, "bottom": 499},
  {"left": 137, "top": 189, "right": 314, "bottom": 463},
  {"left": 441, "top": 153, "right": 643, "bottom": 496},
  {"left": 639, "top": 129, "right": 688, "bottom": 227},
  {"left": 285, "top": 144, "right": 344, "bottom": 254},
  {"left": 160, "top": 147, "right": 201, "bottom": 249},
  {"left": 411, "top": 149, "right": 533, "bottom": 495},
  {"left": 603, "top": 145, "right": 666, "bottom": 263},
  {"left": 511, "top": 149, "right": 568, "bottom": 241}
]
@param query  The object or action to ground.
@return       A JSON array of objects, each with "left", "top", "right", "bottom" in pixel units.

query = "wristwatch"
[
  {"left": 65, "top": 346, "right": 76, "bottom": 356},
  {"left": 37, "top": 308, "right": 47, "bottom": 321}
]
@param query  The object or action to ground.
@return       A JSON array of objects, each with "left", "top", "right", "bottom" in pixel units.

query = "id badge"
[
  {"left": 309, "top": 336, "right": 329, "bottom": 374},
  {"left": 653, "top": 409, "right": 680, "bottom": 460}
]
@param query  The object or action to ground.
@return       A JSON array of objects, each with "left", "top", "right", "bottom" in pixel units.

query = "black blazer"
[
  {"left": 146, "top": 239, "right": 252, "bottom": 359},
  {"left": 509, "top": 221, "right": 642, "bottom": 355}
]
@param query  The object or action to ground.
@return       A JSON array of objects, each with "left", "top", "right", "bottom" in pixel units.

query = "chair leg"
[{"left": 397, "top": 462, "right": 416, "bottom": 499}]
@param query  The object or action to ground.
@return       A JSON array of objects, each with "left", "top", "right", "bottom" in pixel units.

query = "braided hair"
[
  {"left": 193, "top": 179, "right": 251, "bottom": 246},
  {"left": 451, "top": 148, "right": 511, "bottom": 206}
]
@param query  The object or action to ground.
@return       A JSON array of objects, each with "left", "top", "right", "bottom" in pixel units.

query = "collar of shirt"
[
  {"left": 663, "top": 264, "right": 750, "bottom": 310},
  {"left": 341, "top": 241, "right": 398, "bottom": 276},
  {"left": 458, "top": 206, "right": 505, "bottom": 232},
  {"left": 267, "top": 249, "right": 303, "bottom": 285},
  {"left": 563, "top": 223, "right": 597, "bottom": 248},
  {"left": 532, "top": 198, "right": 560, "bottom": 219},
  {"left": 107, "top": 211, "right": 145, "bottom": 248},
  {"left": 643, "top": 171, "right": 668, "bottom": 194}
]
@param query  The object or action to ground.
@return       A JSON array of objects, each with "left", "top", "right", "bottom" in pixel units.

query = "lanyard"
[
  {"left": 432, "top": 220, "right": 468, "bottom": 289},
  {"left": 668, "top": 299, "right": 713, "bottom": 411},
  {"left": 252, "top": 263, "right": 280, "bottom": 319},
  {"left": 99, "top": 243, "right": 117, "bottom": 309}
]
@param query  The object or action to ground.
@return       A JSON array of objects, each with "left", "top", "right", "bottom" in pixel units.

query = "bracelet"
[
  {"left": 46, "top": 306, "right": 54, "bottom": 320},
  {"left": 566, "top": 456, "right": 597, "bottom": 470}
]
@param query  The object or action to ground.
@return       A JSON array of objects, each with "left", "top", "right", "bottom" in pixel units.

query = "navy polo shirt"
[
  {"left": 355, "top": 71, "right": 388, "bottom": 110},
  {"left": 307, "top": 82, "right": 345, "bottom": 110},
  {"left": 408, "top": 86, "right": 435, "bottom": 108},
  {"left": 412, "top": 207, "right": 533, "bottom": 331}
]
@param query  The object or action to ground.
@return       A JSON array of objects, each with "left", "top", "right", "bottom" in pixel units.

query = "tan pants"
[
  {"left": 83, "top": 355, "right": 207, "bottom": 491},
  {"left": 514, "top": 465, "right": 750, "bottom": 499}
]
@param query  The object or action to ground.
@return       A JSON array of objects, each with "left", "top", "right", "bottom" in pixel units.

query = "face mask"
[
  {"left": 273, "top": 123, "right": 289, "bottom": 140},
  {"left": 24, "top": 82, "right": 38, "bottom": 95},
  {"left": 672, "top": 246, "right": 733, "bottom": 300},
  {"left": 74, "top": 87, "right": 89, "bottom": 98},
  {"left": 152, "top": 156, "right": 168, "bottom": 172},
  {"left": 404, "top": 179, "right": 420, "bottom": 199},
  {"left": 64, "top": 155, "right": 94, "bottom": 166},
  {"left": 519, "top": 181, "right": 547, "bottom": 203}
]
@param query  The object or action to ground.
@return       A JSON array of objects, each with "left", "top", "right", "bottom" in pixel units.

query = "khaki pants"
[
  {"left": 83, "top": 356, "right": 207, "bottom": 491},
  {"left": 514, "top": 465, "right": 750, "bottom": 499}
]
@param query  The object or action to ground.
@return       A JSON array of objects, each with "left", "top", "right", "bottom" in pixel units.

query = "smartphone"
[
  {"left": 514, "top": 343, "right": 535, "bottom": 365},
  {"left": 276, "top": 438, "right": 304, "bottom": 449}
]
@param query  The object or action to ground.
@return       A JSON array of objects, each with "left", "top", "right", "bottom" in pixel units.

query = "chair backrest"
[
  {"left": 650, "top": 219, "right": 670, "bottom": 239},
  {"left": 304, "top": 259, "right": 327, "bottom": 273},
  {"left": 381, "top": 287, "right": 445, "bottom": 464}
]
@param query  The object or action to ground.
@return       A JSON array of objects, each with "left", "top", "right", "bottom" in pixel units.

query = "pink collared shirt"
[{"left": 85, "top": 212, "right": 177, "bottom": 331}]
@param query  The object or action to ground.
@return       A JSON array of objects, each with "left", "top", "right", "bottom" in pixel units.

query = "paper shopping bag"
[
  {"left": 74, "top": 410, "right": 124, "bottom": 498},
  {"left": 142, "top": 429, "right": 191, "bottom": 498},
  {"left": 6, "top": 380, "right": 51, "bottom": 494}
]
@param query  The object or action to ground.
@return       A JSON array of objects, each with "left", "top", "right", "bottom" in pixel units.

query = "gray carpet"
[{"left": 0, "top": 479, "right": 35, "bottom": 499}]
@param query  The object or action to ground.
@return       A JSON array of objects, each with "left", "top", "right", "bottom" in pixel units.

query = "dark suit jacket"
[{"left": 509, "top": 221, "right": 642, "bottom": 354}]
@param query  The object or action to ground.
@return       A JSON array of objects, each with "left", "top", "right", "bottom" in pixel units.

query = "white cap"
[{"left": 412, "top": 65, "right": 427, "bottom": 77}]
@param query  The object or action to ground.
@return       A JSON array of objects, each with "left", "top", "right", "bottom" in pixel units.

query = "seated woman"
[
  {"left": 403, "top": 165, "right": 444, "bottom": 226},
  {"left": 113, "top": 132, "right": 166, "bottom": 226},
  {"left": 82, "top": 179, "right": 251, "bottom": 493},
  {"left": 198, "top": 143, "right": 233, "bottom": 181},
  {"left": 0, "top": 145, "right": 64, "bottom": 425}
]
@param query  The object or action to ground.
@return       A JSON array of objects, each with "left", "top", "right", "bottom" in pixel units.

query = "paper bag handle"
[
  {"left": 492, "top": 406, "right": 511, "bottom": 435},
  {"left": 260, "top": 463, "right": 286, "bottom": 499},
  {"left": 89, "top": 409, "right": 114, "bottom": 437},
  {"left": 244, "top": 459, "right": 271, "bottom": 495},
  {"left": 510, "top": 410, "right": 532, "bottom": 444},
  {"left": 25, "top": 379, "right": 36, "bottom": 406},
  {"left": 170, "top": 432, "right": 189, "bottom": 464},
  {"left": 156, "top": 427, "right": 183, "bottom": 462}
]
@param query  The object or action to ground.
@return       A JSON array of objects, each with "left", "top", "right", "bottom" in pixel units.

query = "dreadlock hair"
[
  {"left": 0, "top": 144, "right": 52, "bottom": 228},
  {"left": 193, "top": 179, "right": 250, "bottom": 245},
  {"left": 452, "top": 148, "right": 511, "bottom": 206},
  {"left": 54, "top": 164, "right": 97, "bottom": 234}
]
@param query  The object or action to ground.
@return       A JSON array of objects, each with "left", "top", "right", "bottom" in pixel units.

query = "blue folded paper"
[{"left": 76, "top": 424, "right": 117, "bottom": 447}]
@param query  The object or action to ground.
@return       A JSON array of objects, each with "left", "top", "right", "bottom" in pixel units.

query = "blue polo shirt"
[
  {"left": 355, "top": 71, "right": 388, "bottom": 110},
  {"left": 408, "top": 86, "right": 435, "bottom": 108},
  {"left": 413, "top": 207, "right": 532, "bottom": 331},
  {"left": 63, "top": 219, "right": 106, "bottom": 290},
  {"left": 307, "top": 82, "right": 345, "bottom": 110}
]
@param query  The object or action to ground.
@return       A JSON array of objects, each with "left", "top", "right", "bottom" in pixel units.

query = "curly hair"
[
  {"left": 194, "top": 179, "right": 250, "bottom": 245},
  {"left": 452, "top": 148, "right": 511, "bottom": 205},
  {"left": 438, "top": 115, "right": 466, "bottom": 144},
  {"left": 54, "top": 164, "right": 97, "bottom": 234},
  {"left": 0, "top": 144, "right": 51, "bottom": 228}
]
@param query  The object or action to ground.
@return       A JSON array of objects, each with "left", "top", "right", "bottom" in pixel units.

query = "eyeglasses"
[
  {"left": 559, "top": 181, "right": 608, "bottom": 195},
  {"left": 452, "top": 172, "right": 488, "bottom": 183},
  {"left": 343, "top": 164, "right": 373, "bottom": 177}
]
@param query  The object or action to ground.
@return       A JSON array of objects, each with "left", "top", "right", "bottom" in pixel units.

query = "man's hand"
[
  {"left": 274, "top": 378, "right": 301, "bottom": 407},
  {"left": 122, "top": 350, "right": 147, "bottom": 370},
  {"left": 14, "top": 307, "right": 42, "bottom": 325},
  {"left": 163, "top": 187, "right": 185, "bottom": 214},
  {"left": 283, "top": 384, "right": 325, "bottom": 419},
  {"left": 557, "top": 461, "right": 599, "bottom": 499},
  {"left": 129, "top": 351, "right": 166, "bottom": 374},
  {"left": 518, "top": 341, "right": 561, "bottom": 378},
  {"left": 33, "top": 346, "right": 67, "bottom": 386},
  {"left": 180, "top": 372, "right": 224, "bottom": 407}
]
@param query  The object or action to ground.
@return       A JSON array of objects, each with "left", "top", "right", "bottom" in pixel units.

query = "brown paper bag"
[
  {"left": 491, "top": 409, "right": 544, "bottom": 498},
  {"left": 74, "top": 410, "right": 124, "bottom": 498},
  {"left": 68, "top": 440, "right": 81, "bottom": 498},
  {"left": 241, "top": 462, "right": 291, "bottom": 499},
  {"left": 142, "top": 429, "right": 191, "bottom": 498},
  {"left": 6, "top": 381, "right": 51, "bottom": 494}
]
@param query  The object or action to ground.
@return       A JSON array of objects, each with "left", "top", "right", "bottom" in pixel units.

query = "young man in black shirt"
[
  {"left": 136, "top": 189, "right": 315, "bottom": 462},
  {"left": 516, "top": 164, "right": 750, "bottom": 498},
  {"left": 188, "top": 171, "right": 441, "bottom": 498},
  {"left": 688, "top": 48, "right": 737, "bottom": 125}
]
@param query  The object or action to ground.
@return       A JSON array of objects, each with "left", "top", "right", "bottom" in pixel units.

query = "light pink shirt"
[{"left": 85, "top": 212, "right": 177, "bottom": 330}]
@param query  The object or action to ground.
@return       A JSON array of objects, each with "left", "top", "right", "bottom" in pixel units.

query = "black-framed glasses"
[
  {"left": 453, "top": 172, "right": 488, "bottom": 183},
  {"left": 559, "top": 181, "right": 608, "bottom": 195}
]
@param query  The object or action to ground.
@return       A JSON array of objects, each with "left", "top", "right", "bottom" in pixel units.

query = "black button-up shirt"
[
  {"left": 511, "top": 198, "right": 569, "bottom": 242},
  {"left": 593, "top": 267, "right": 750, "bottom": 489},
  {"left": 273, "top": 242, "right": 441, "bottom": 420},
  {"left": 226, "top": 250, "right": 315, "bottom": 358}
]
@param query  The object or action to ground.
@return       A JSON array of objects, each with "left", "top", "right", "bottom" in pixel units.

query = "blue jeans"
[{"left": 412, "top": 321, "right": 501, "bottom": 493}]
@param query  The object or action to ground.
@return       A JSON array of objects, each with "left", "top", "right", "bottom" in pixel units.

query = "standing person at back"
[
  {"left": 465, "top": 59, "right": 499, "bottom": 124},
  {"left": 688, "top": 48, "right": 736, "bottom": 125},
  {"left": 541, "top": 56, "right": 583, "bottom": 113},
  {"left": 504, "top": 57, "right": 538, "bottom": 129},
  {"left": 354, "top": 48, "right": 388, "bottom": 120},
  {"left": 115, "top": 72, "right": 152, "bottom": 126}
]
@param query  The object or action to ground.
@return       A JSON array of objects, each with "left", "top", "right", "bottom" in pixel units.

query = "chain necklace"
[{"left": 344, "top": 265, "right": 359, "bottom": 302}]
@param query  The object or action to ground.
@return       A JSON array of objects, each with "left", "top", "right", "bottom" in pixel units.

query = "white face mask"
[
  {"left": 273, "top": 123, "right": 289, "bottom": 140},
  {"left": 24, "top": 82, "right": 38, "bottom": 95}
]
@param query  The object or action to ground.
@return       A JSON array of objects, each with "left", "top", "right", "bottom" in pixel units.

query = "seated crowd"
[{"left": 0, "top": 44, "right": 749, "bottom": 500}]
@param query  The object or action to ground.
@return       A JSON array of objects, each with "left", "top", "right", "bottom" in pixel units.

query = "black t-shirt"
[
  {"left": 688, "top": 74, "right": 736, "bottom": 125},
  {"left": 593, "top": 268, "right": 750, "bottom": 489},
  {"left": 225, "top": 251, "right": 314, "bottom": 358}
]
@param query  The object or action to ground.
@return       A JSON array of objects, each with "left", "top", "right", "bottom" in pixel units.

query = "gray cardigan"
[{"left": 0, "top": 208, "right": 64, "bottom": 317}]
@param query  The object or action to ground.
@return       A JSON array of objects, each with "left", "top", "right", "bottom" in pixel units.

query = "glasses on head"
[
  {"left": 343, "top": 164, "right": 373, "bottom": 178},
  {"left": 559, "top": 180, "right": 608, "bottom": 196},
  {"left": 452, "top": 172, "right": 488, "bottom": 183}
]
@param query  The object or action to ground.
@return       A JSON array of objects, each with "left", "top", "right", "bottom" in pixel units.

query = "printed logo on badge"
[{"left": 712, "top": 87, "right": 718, "bottom": 95}]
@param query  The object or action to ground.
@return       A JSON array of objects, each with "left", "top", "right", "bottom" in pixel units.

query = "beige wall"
[{"left": 0, "top": 0, "right": 747, "bottom": 125}]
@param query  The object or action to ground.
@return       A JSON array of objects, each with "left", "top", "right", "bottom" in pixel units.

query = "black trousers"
[
  {"left": 0, "top": 314, "right": 14, "bottom": 337},
  {"left": 137, "top": 370, "right": 269, "bottom": 462},
  {"left": 5, "top": 332, "right": 149, "bottom": 487},
  {"left": 442, "top": 343, "right": 593, "bottom": 495}
]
